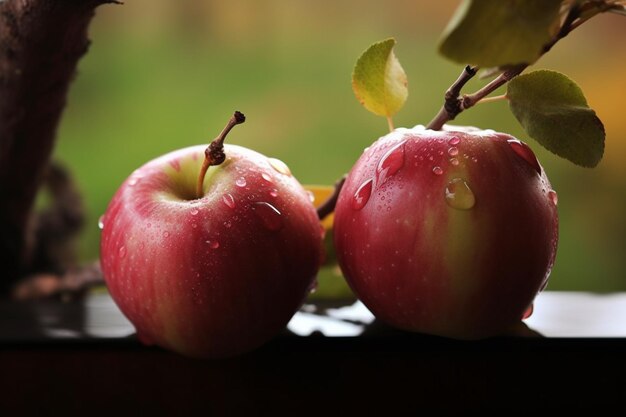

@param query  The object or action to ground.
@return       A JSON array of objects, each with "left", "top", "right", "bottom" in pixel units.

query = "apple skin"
[
  {"left": 100, "top": 144, "right": 323, "bottom": 358},
  {"left": 333, "top": 126, "right": 558, "bottom": 339}
]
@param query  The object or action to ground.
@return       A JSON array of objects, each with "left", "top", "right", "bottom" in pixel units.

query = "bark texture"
[{"left": 0, "top": 0, "right": 110, "bottom": 294}]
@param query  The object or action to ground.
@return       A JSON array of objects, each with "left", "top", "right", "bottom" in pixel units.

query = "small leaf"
[
  {"left": 507, "top": 70, "right": 605, "bottom": 167},
  {"left": 352, "top": 38, "right": 408, "bottom": 117},
  {"left": 439, "top": 0, "right": 562, "bottom": 67}
]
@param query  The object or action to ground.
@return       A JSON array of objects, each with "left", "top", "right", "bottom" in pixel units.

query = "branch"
[
  {"left": 426, "top": 3, "right": 586, "bottom": 130},
  {"left": 0, "top": 0, "right": 114, "bottom": 295}
]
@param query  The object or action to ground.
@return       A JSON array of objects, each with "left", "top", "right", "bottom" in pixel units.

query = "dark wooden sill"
[{"left": 1, "top": 291, "right": 625, "bottom": 414}]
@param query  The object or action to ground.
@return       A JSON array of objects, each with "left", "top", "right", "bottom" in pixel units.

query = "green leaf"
[
  {"left": 352, "top": 38, "right": 408, "bottom": 118},
  {"left": 507, "top": 70, "right": 605, "bottom": 168},
  {"left": 439, "top": 0, "right": 562, "bottom": 67}
]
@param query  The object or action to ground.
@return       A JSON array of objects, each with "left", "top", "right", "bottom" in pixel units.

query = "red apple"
[
  {"left": 333, "top": 125, "right": 558, "bottom": 339},
  {"left": 100, "top": 114, "right": 323, "bottom": 358}
]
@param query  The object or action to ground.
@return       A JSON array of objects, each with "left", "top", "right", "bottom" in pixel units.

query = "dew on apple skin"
[
  {"left": 206, "top": 240, "right": 220, "bottom": 249},
  {"left": 507, "top": 139, "right": 541, "bottom": 174},
  {"left": 522, "top": 303, "right": 534, "bottom": 319},
  {"left": 548, "top": 190, "right": 558, "bottom": 206},
  {"left": 269, "top": 189, "right": 278, "bottom": 198},
  {"left": 448, "top": 147, "right": 459, "bottom": 157},
  {"left": 235, "top": 177, "right": 247, "bottom": 188},
  {"left": 432, "top": 166, "right": 443, "bottom": 176},
  {"left": 98, "top": 215, "right": 104, "bottom": 230},
  {"left": 253, "top": 202, "right": 283, "bottom": 231},
  {"left": 261, "top": 172, "right": 273, "bottom": 183},
  {"left": 163, "top": 231, "right": 170, "bottom": 238},
  {"left": 352, "top": 178, "right": 373, "bottom": 211},
  {"left": 190, "top": 208, "right": 199, "bottom": 216},
  {"left": 449, "top": 137, "right": 461, "bottom": 146},
  {"left": 445, "top": 178, "right": 475, "bottom": 210},
  {"left": 450, "top": 158, "right": 459, "bottom": 166},
  {"left": 119, "top": 246, "right": 127, "bottom": 258},
  {"left": 222, "top": 193, "right": 236, "bottom": 209},
  {"left": 376, "top": 140, "right": 405, "bottom": 185},
  {"left": 268, "top": 157, "right": 292, "bottom": 177}
]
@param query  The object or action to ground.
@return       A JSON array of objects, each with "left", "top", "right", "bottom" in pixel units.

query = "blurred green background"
[{"left": 54, "top": 0, "right": 626, "bottom": 292}]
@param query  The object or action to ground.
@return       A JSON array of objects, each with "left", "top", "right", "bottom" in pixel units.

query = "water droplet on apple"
[
  {"left": 97, "top": 215, "right": 104, "bottom": 230},
  {"left": 261, "top": 172, "right": 273, "bottom": 183},
  {"left": 548, "top": 190, "right": 558, "bottom": 206},
  {"left": 128, "top": 178, "right": 138, "bottom": 186},
  {"left": 445, "top": 178, "right": 475, "bottom": 210},
  {"left": 448, "top": 137, "right": 461, "bottom": 146},
  {"left": 307, "top": 279, "right": 318, "bottom": 294},
  {"left": 253, "top": 202, "right": 283, "bottom": 231},
  {"left": 376, "top": 140, "right": 405, "bottom": 185},
  {"left": 190, "top": 208, "right": 199, "bottom": 216},
  {"left": 220, "top": 196, "right": 237, "bottom": 212},
  {"left": 235, "top": 177, "right": 247, "bottom": 188},
  {"left": 352, "top": 178, "right": 373, "bottom": 211},
  {"left": 507, "top": 139, "right": 541, "bottom": 174},
  {"left": 206, "top": 240, "right": 220, "bottom": 249},
  {"left": 269, "top": 189, "right": 278, "bottom": 198},
  {"left": 268, "top": 157, "right": 292, "bottom": 176},
  {"left": 471, "top": 157, "right": 478, "bottom": 163},
  {"left": 448, "top": 147, "right": 459, "bottom": 156},
  {"left": 191, "top": 223, "right": 197, "bottom": 229},
  {"left": 224, "top": 221, "right": 232, "bottom": 228},
  {"left": 432, "top": 166, "right": 443, "bottom": 175},
  {"left": 163, "top": 231, "right": 170, "bottom": 238},
  {"left": 449, "top": 158, "right": 459, "bottom": 166},
  {"left": 119, "top": 246, "right": 127, "bottom": 258},
  {"left": 522, "top": 303, "right": 534, "bottom": 319}
]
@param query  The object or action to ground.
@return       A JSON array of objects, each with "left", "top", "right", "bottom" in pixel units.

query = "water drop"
[
  {"left": 471, "top": 157, "right": 478, "bottom": 163},
  {"left": 352, "top": 178, "right": 373, "bottom": 211},
  {"left": 269, "top": 189, "right": 278, "bottom": 198},
  {"left": 450, "top": 158, "right": 459, "bottom": 166},
  {"left": 222, "top": 193, "right": 236, "bottom": 209},
  {"left": 224, "top": 221, "right": 232, "bottom": 228},
  {"left": 547, "top": 190, "right": 558, "bottom": 206},
  {"left": 507, "top": 139, "right": 541, "bottom": 174},
  {"left": 445, "top": 178, "right": 475, "bottom": 210},
  {"left": 522, "top": 303, "right": 534, "bottom": 319},
  {"left": 163, "top": 231, "right": 170, "bottom": 238},
  {"left": 191, "top": 223, "right": 197, "bottom": 229},
  {"left": 190, "top": 208, "right": 199, "bottom": 216},
  {"left": 268, "top": 158, "right": 292, "bottom": 176},
  {"left": 128, "top": 178, "right": 138, "bottom": 186},
  {"left": 448, "top": 147, "right": 459, "bottom": 156},
  {"left": 253, "top": 202, "right": 283, "bottom": 231},
  {"left": 206, "top": 240, "right": 220, "bottom": 249},
  {"left": 261, "top": 172, "right": 273, "bottom": 183},
  {"left": 448, "top": 137, "right": 461, "bottom": 146},
  {"left": 98, "top": 215, "right": 104, "bottom": 230},
  {"left": 376, "top": 141, "right": 405, "bottom": 185},
  {"left": 307, "top": 279, "right": 318, "bottom": 295},
  {"left": 235, "top": 177, "right": 247, "bottom": 188},
  {"left": 119, "top": 246, "right": 127, "bottom": 258},
  {"left": 432, "top": 166, "right": 443, "bottom": 176}
]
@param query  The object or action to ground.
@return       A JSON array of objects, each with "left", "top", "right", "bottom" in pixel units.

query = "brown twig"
[
  {"left": 426, "top": 3, "right": 589, "bottom": 131},
  {"left": 317, "top": 176, "right": 347, "bottom": 221}
]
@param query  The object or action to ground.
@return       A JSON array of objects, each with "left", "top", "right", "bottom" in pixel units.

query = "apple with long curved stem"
[
  {"left": 100, "top": 112, "right": 324, "bottom": 358},
  {"left": 333, "top": 125, "right": 558, "bottom": 339}
]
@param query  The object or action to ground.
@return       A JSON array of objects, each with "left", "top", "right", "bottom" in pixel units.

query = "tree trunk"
[{"left": 0, "top": 0, "right": 113, "bottom": 295}]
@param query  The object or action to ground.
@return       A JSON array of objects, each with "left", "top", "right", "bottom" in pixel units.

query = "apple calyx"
[{"left": 196, "top": 111, "right": 246, "bottom": 198}]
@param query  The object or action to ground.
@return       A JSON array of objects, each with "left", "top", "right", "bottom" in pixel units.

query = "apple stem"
[
  {"left": 426, "top": 3, "right": 591, "bottom": 131},
  {"left": 317, "top": 175, "right": 347, "bottom": 221},
  {"left": 196, "top": 111, "right": 246, "bottom": 199}
]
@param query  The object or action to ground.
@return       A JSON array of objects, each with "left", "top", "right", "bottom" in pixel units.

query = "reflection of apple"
[
  {"left": 100, "top": 113, "right": 323, "bottom": 358},
  {"left": 333, "top": 125, "right": 558, "bottom": 339}
]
